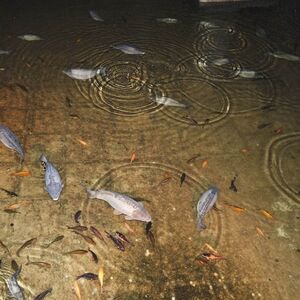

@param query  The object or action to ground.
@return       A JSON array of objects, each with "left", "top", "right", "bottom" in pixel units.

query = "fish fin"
[
  {"left": 125, "top": 215, "right": 134, "bottom": 220},
  {"left": 197, "top": 217, "right": 207, "bottom": 231},
  {"left": 113, "top": 210, "right": 122, "bottom": 215}
]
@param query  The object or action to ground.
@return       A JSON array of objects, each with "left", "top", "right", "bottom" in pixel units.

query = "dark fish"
[
  {"left": 187, "top": 154, "right": 202, "bottom": 164},
  {"left": 16, "top": 238, "right": 37, "bottom": 257},
  {"left": 257, "top": 123, "right": 271, "bottom": 129},
  {"left": 34, "top": 288, "right": 52, "bottom": 300},
  {"left": 105, "top": 231, "right": 125, "bottom": 251},
  {"left": 0, "top": 187, "right": 18, "bottom": 197},
  {"left": 261, "top": 104, "right": 276, "bottom": 111},
  {"left": 11, "top": 260, "right": 19, "bottom": 272},
  {"left": 180, "top": 173, "right": 186, "bottom": 187},
  {"left": 4, "top": 209, "right": 20, "bottom": 214},
  {"left": 73, "top": 231, "right": 96, "bottom": 245},
  {"left": 195, "top": 252, "right": 224, "bottom": 265},
  {"left": 74, "top": 210, "right": 82, "bottom": 224},
  {"left": 147, "top": 231, "right": 155, "bottom": 248},
  {"left": 67, "top": 225, "right": 88, "bottom": 231},
  {"left": 42, "top": 235, "right": 64, "bottom": 248},
  {"left": 76, "top": 273, "right": 98, "bottom": 280},
  {"left": 88, "top": 248, "right": 98, "bottom": 264},
  {"left": 90, "top": 226, "right": 106, "bottom": 243},
  {"left": 25, "top": 256, "right": 51, "bottom": 269},
  {"left": 157, "top": 177, "right": 172, "bottom": 186},
  {"left": 115, "top": 231, "right": 130, "bottom": 244},
  {"left": 0, "top": 240, "right": 11, "bottom": 254},
  {"left": 229, "top": 175, "right": 238, "bottom": 192},
  {"left": 65, "top": 96, "right": 73, "bottom": 108},
  {"left": 145, "top": 221, "right": 152, "bottom": 235},
  {"left": 63, "top": 249, "right": 88, "bottom": 255}
]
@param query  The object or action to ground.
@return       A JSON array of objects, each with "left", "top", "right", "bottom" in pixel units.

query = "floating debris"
[
  {"left": 152, "top": 96, "right": 186, "bottom": 108},
  {"left": 33, "top": 288, "right": 52, "bottom": 300},
  {"left": 224, "top": 202, "right": 246, "bottom": 213},
  {"left": 196, "top": 187, "right": 218, "bottom": 231},
  {"left": 156, "top": 18, "right": 178, "bottom": 24},
  {"left": 76, "top": 273, "right": 98, "bottom": 280},
  {"left": 112, "top": 44, "right": 145, "bottom": 55},
  {"left": 229, "top": 175, "right": 238, "bottom": 192},
  {"left": 274, "top": 127, "right": 283, "bottom": 134},
  {"left": 180, "top": 173, "right": 186, "bottom": 187},
  {"left": 256, "top": 227, "right": 265, "bottom": 237},
  {"left": 130, "top": 152, "right": 136, "bottom": 163},
  {"left": 98, "top": 266, "right": 104, "bottom": 293},
  {"left": 18, "top": 34, "right": 42, "bottom": 41},
  {"left": 87, "top": 188, "right": 152, "bottom": 223},
  {"left": 0, "top": 124, "right": 25, "bottom": 159},
  {"left": 16, "top": 238, "right": 37, "bottom": 257},
  {"left": 89, "top": 10, "right": 103, "bottom": 22},
  {"left": 74, "top": 210, "right": 82, "bottom": 224},
  {"left": 42, "top": 235, "right": 64, "bottom": 248},
  {"left": 202, "top": 160, "right": 208, "bottom": 168},
  {"left": 77, "top": 139, "right": 88, "bottom": 147},
  {"left": 40, "top": 154, "right": 63, "bottom": 201},
  {"left": 73, "top": 280, "right": 82, "bottom": 300},
  {"left": 260, "top": 209, "right": 273, "bottom": 219}
]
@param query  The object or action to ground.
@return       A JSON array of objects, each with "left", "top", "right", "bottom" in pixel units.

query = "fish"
[
  {"left": 88, "top": 248, "right": 98, "bottom": 263},
  {"left": 16, "top": 238, "right": 37, "bottom": 257},
  {"left": 76, "top": 273, "right": 98, "bottom": 280},
  {"left": 42, "top": 235, "right": 64, "bottom": 248},
  {"left": 112, "top": 44, "right": 145, "bottom": 55},
  {"left": 40, "top": 154, "right": 63, "bottom": 201},
  {"left": 156, "top": 18, "right": 178, "bottom": 24},
  {"left": 195, "top": 251, "right": 224, "bottom": 265},
  {"left": 26, "top": 256, "right": 51, "bottom": 268},
  {"left": 0, "top": 124, "right": 25, "bottom": 159},
  {"left": 10, "top": 170, "right": 31, "bottom": 177},
  {"left": 260, "top": 209, "right": 273, "bottom": 219},
  {"left": 238, "top": 69, "right": 263, "bottom": 79},
  {"left": 196, "top": 187, "right": 219, "bottom": 231},
  {"left": 199, "top": 21, "right": 218, "bottom": 29},
  {"left": 74, "top": 210, "right": 82, "bottom": 224},
  {"left": 89, "top": 10, "right": 103, "bottom": 21},
  {"left": 152, "top": 96, "right": 187, "bottom": 108},
  {"left": 224, "top": 202, "right": 246, "bottom": 213},
  {"left": 269, "top": 51, "right": 300, "bottom": 62},
  {"left": 34, "top": 288, "right": 52, "bottom": 300},
  {"left": 63, "top": 67, "right": 105, "bottom": 80},
  {"left": 187, "top": 154, "right": 202, "bottom": 164},
  {"left": 180, "top": 173, "right": 186, "bottom": 187},
  {"left": 0, "top": 50, "right": 10, "bottom": 55},
  {"left": 6, "top": 265, "right": 24, "bottom": 300},
  {"left": 145, "top": 221, "right": 152, "bottom": 235},
  {"left": 63, "top": 249, "right": 88, "bottom": 255},
  {"left": 0, "top": 240, "right": 11, "bottom": 254},
  {"left": 105, "top": 231, "right": 125, "bottom": 251},
  {"left": 212, "top": 57, "right": 229, "bottom": 66},
  {"left": 256, "top": 27, "right": 266, "bottom": 38},
  {"left": 90, "top": 226, "right": 106, "bottom": 243},
  {"left": 115, "top": 231, "right": 130, "bottom": 244},
  {"left": 257, "top": 123, "right": 271, "bottom": 129},
  {"left": 73, "top": 231, "right": 96, "bottom": 245},
  {"left": 18, "top": 34, "right": 42, "bottom": 41},
  {"left": 0, "top": 188, "right": 18, "bottom": 197},
  {"left": 229, "top": 175, "right": 238, "bottom": 192},
  {"left": 98, "top": 266, "right": 104, "bottom": 293},
  {"left": 86, "top": 188, "right": 152, "bottom": 223},
  {"left": 67, "top": 225, "right": 88, "bottom": 232}
]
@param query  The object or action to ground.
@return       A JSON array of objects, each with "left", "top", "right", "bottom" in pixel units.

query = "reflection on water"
[{"left": 0, "top": 0, "right": 299, "bottom": 299}]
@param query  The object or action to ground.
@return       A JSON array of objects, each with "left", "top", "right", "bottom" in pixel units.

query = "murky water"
[{"left": 0, "top": 0, "right": 299, "bottom": 299}]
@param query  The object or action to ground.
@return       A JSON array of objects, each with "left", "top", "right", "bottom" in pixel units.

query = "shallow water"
[{"left": 0, "top": 0, "right": 299, "bottom": 299}]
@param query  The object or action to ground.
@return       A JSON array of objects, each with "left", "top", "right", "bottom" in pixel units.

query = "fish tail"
[{"left": 197, "top": 217, "right": 207, "bottom": 231}]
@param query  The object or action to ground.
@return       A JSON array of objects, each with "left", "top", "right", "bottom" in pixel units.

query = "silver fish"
[
  {"left": 212, "top": 57, "right": 229, "bottom": 66},
  {"left": 6, "top": 266, "right": 24, "bottom": 300},
  {"left": 156, "top": 18, "right": 178, "bottom": 24},
  {"left": 89, "top": 10, "right": 104, "bottom": 21},
  {"left": 112, "top": 44, "right": 145, "bottom": 55},
  {"left": 153, "top": 96, "right": 187, "bottom": 108},
  {"left": 0, "top": 50, "right": 10, "bottom": 55},
  {"left": 196, "top": 187, "right": 218, "bottom": 231},
  {"left": 238, "top": 69, "right": 263, "bottom": 79},
  {"left": 0, "top": 124, "right": 25, "bottom": 159},
  {"left": 87, "top": 189, "right": 152, "bottom": 222},
  {"left": 269, "top": 51, "right": 300, "bottom": 62},
  {"left": 18, "top": 34, "right": 42, "bottom": 41},
  {"left": 40, "top": 154, "right": 63, "bottom": 201},
  {"left": 63, "top": 67, "right": 105, "bottom": 80}
]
